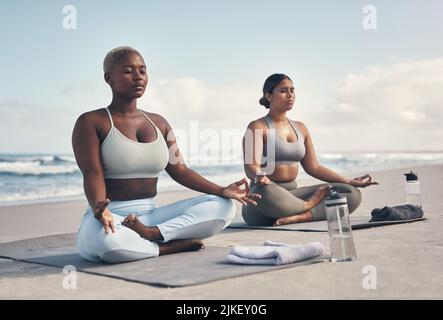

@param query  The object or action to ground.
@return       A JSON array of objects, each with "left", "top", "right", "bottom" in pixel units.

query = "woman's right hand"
[
  {"left": 254, "top": 175, "right": 272, "bottom": 186},
  {"left": 92, "top": 199, "right": 115, "bottom": 234},
  {"left": 349, "top": 174, "right": 378, "bottom": 188}
]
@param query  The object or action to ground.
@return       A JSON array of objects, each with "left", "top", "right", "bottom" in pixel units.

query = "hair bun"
[{"left": 259, "top": 97, "right": 270, "bottom": 109}]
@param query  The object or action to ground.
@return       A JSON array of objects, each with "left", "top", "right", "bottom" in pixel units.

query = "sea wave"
[
  {"left": 319, "top": 153, "right": 344, "bottom": 160},
  {"left": 0, "top": 154, "right": 79, "bottom": 176},
  {"left": 1, "top": 152, "right": 443, "bottom": 204},
  {"left": 0, "top": 163, "right": 80, "bottom": 176},
  {"left": 0, "top": 155, "right": 76, "bottom": 164}
]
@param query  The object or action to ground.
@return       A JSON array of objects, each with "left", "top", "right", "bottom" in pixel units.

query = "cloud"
[
  {"left": 138, "top": 78, "right": 264, "bottom": 162},
  {"left": 302, "top": 57, "right": 443, "bottom": 151},
  {"left": 0, "top": 101, "right": 78, "bottom": 153},
  {"left": 3, "top": 57, "right": 442, "bottom": 154},
  {"left": 140, "top": 59, "right": 443, "bottom": 153},
  {"left": 323, "top": 57, "right": 443, "bottom": 126},
  {"left": 140, "top": 77, "right": 263, "bottom": 129}
]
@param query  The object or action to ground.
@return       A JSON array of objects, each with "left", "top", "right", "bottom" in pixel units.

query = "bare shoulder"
[
  {"left": 292, "top": 120, "right": 309, "bottom": 137},
  {"left": 139, "top": 110, "right": 170, "bottom": 134},
  {"left": 74, "top": 108, "right": 107, "bottom": 127},
  {"left": 247, "top": 117, "right": 268, "bottom": 130},
  {"left": 72, "top": 109, "right": 108, "bottom": 147}
]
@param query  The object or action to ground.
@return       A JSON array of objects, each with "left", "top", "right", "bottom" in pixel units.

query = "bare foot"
[
  {"left": 122, "top": 214, "right": 163, "bottom": 241},
  {"left": 159, "top": 239, "right": 205, "bottom": 255},
  {"left": 304, "top": 184, "right": 332, "bottom": 211},
  {"left": 273, "top": 210, "right": 313, "bottom": 226}
]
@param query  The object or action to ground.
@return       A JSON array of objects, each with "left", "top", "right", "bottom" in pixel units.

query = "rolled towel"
[
  {"left": 225, "top": 241, "right": 325, "bottom": 265},
  {"left": 370, "top": 204, "right": 423, "bottom": 222}
]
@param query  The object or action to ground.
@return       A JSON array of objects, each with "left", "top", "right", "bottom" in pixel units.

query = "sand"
[{"left": 0, "top": 165, "right": 442, "bottom": 299}]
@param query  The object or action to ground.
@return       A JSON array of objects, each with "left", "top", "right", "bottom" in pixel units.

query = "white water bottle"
[{"left": 404, "top": 171, "right": 421, "bottom": 208}]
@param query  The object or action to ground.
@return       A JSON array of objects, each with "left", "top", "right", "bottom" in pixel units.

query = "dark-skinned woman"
[{"left": 73, "top": 46, "right": 260, "bottom": 263}]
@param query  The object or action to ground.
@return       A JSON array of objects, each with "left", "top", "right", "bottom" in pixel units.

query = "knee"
[
  {"left": 199, "top": 194, "right": 236, "bottom": 222},
  {"left": 94, "top": 230, "right": 124, "bottom": 254},
  {"left": 101, "top": 249, "right": 158, "bottom": 264},
  {"left": 76, "top": 222, "right": 122, "bottom": 262},
  {"left": 98, "top": 231, "right": 159, "bottom": 263},
  {"left": 242, "top": 205, "right": 275, "bottom": 226},
  {"left": 250, "top": 183, "right": 279, "bottom": 207},
  {"left": 81, "top": 221, "right": 124, "bottom": 254},
  {"left": 346, "top": 185, "right": 362, "bottom": 213},
  {"left": 250, "top": 183, "right": 266, "bottom": 194},
  {"left": 211, "top": 195, "right": 236, "bottom": 225}
]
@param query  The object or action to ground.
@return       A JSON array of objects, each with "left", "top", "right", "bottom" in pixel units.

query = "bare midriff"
[
  {"left": 105, "top": 178, "right": 158, "bottom": 200},
  {"left": 262, "top": 163, "right": 299, "bottom": 183}
]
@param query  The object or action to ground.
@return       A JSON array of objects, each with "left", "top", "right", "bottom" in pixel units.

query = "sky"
[{"left": 0, "top": 0, "right": 442, "bottom": 156}]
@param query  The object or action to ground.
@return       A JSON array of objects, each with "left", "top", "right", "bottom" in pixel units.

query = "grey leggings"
[{"left": 242, "top": 180, "right": 362, "bottom": 225}]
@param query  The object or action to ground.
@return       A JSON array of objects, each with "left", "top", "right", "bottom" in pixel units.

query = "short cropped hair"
[{"left": 103, "top": 46, "right": 141, "bottom": 73}]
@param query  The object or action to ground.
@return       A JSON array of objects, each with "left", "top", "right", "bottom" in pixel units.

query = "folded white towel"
[{"left": 225, "top": 241, "right": 325, "bottom": 265}]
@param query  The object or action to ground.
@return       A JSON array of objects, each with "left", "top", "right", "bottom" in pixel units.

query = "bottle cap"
[
  {"left": 328, "top": 187, "right": 341, "bottom": 200},
  {"left": 404, "top": 171, "right": 418, "bottom": 181},
  {"left": 325, "top": 187, "right": 348, "bottom": 206}
]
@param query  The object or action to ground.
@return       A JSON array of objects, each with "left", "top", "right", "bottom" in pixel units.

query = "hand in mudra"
[
  {"left": 222, "top": 178, "right": 262, "bottom": 206},
  {"left": 254, "top": 175, "right": 272, "bottom": 186},
  {"left": 92, "top": 198, "right": 115, "bottom": 234},
  {"left": 350, "top": 174, "right": 379, "bottom": 188}
]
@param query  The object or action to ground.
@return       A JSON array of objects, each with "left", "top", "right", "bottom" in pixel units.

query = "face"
[
  {"left": 265, "top": 79, "right": 295, "bottom": 111},
  {"left": 105, "top": 52, "right": 148, "bottom": 99}
]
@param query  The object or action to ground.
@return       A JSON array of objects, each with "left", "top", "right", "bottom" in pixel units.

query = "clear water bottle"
[
  {"left": 325, "top": 187, "right": 357, "bottom": 262},
  {"left": 404, "top": 171, "right": 421, "bottom": 208}
]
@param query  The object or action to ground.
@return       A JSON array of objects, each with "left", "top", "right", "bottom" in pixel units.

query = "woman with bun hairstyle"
[{"left": 242, "top": 74, "right": 378, "bottom": 226}]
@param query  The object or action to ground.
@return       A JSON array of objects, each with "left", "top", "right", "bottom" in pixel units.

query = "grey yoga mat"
[
  {"left": 228, "top": 215, "right": 426, "bottom": 232},
  {"left": 0, "top": 234, "right": 329, "bottom": 287}
]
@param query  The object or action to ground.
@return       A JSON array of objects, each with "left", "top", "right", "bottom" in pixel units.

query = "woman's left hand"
[
  {"left": 222, "top": 178, "right": 262, "bottom": 206},
  {"left": 349, "top": 174, "right": 379, "bottom": 188}
]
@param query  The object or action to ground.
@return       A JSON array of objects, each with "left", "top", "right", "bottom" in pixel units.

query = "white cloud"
[
  {"left": 140, "top": 77, "right": 263, "bottom": 130},
  {"left": 311, "top": 57, "right": 443, "bottom": 151},
  {"left": 2, "top": 57, "right": 442, "bottom": 154},
  {"left": 138, "top": 78, "right": 265, "bottom": 162},
  {"left": 323, "top": 57, "right": 443, "bottom": 125}
]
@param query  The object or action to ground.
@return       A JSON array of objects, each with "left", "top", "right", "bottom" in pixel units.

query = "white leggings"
[{"left": 76, "top": 194, "right": 236, "bottom": 264}]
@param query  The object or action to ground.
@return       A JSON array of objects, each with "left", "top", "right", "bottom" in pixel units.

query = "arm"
[
  {"left": 299, "top": 122, "right": 378, "bottom": 187},
  {"left": 72, "top": 112, "right": 114, "bottom": 233},
  {"left": 72, "top": 112, "right": 107, "bottom": 206},
  {"left": 242, "top": 120, "right": 269, "bottom": 181}
]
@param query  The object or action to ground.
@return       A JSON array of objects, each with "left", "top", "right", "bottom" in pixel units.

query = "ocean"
[{"left": 1, "top": 152, "right": 443, "bottom": 206}]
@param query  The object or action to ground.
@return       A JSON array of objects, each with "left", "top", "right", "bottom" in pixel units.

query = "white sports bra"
[{"left": 101, "top": 108, "right": 169, "bottom": 179}]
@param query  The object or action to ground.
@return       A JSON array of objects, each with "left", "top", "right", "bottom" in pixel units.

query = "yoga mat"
[
  {"left": 228, "top": 215, "right": 426, "bottom": 232},
  {"left": 0, "top": 234, "right": 329, "bottom": 287}
]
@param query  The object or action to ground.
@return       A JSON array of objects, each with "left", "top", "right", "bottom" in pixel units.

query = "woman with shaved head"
[{"left": 72, "top": 46, "right": 260, "bottom": 263}]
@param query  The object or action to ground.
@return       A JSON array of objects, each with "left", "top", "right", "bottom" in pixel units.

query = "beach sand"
[{"left": 0, "top": 165, "right": 442, "bottom": 299}]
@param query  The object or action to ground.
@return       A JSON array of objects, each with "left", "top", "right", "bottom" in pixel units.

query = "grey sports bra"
[
  {"left": 264, "top": 115, "right": 305, "bottom": 165},
  {"left": 101, "top": 108, "right": 169, "bottom": 179}
]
